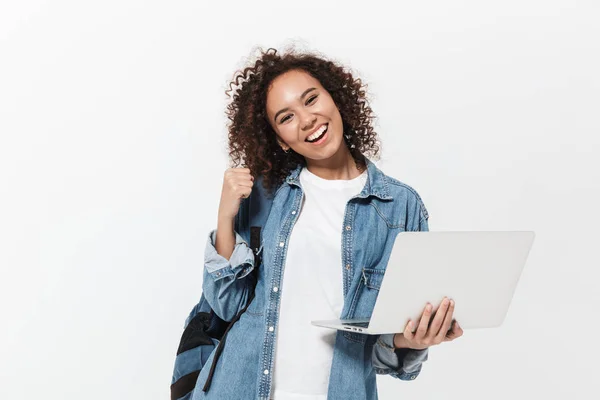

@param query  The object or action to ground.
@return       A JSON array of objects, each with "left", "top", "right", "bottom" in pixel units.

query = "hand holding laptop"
[{"left": 393, "top": 296, "right": 464, "bottom": 350}]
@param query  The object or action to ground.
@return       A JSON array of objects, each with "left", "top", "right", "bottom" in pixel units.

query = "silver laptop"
[{"left": 311, "top": 231, "right": 535, "bottom": 335}]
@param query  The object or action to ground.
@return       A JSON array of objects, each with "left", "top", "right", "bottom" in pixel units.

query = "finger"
[
  {"left": 435, "top": 300, "right": 455, "bottom": 342},
  {"left": 240, "top": 187, "right": 252, "bottom": 198},
  {"left": 225, "top": 177, "right": 253, "bottom": 189},
  {"left": 416, "top": 303, "right": 432, "bottom": 339},
  {"left": 231, "top": 168, "right": 251, "bottom": 173},
  {"left": 428, "top": 297, "right": 450, "bottom": 338},
  {"left": 444, "top": 320, "right": 459, "bottom": 341},
  {"left": 455, "top": 322, "right": 464, "bottom": 338},
  {"left": 235, "top": 171, "right": 254, "bottom": 180},
  {"left": 236, "top": 180, "right": 254, "bottom": 188},
  {"left": 403, "top": 320, "right": 415, "bottom": 341},
  {"left": 227, "top": 171, "right": 253, "bottom": 181},
  {"left": 226, "top": 168, "right": 253, "bottom": 180},
  {"left": 234, "top": 186, "right": 253, "bottom": 201}
]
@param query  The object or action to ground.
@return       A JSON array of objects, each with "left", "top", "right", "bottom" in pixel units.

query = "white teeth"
[{"left": 307, "top": 125, "right": 327, "bottom": 141}]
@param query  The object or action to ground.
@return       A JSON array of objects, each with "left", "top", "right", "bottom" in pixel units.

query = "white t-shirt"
[{"left": 271, "top": 166, "right": 368, "bottom": 399}]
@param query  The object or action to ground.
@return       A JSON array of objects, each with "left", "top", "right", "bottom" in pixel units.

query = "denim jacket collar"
[{"left": 284, "top": 156, "right": 393, "bottom": 200}]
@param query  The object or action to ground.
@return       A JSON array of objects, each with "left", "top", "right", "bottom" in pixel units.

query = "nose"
[{"left": 299, "top": 110, "right": 317, "bottom": 131}]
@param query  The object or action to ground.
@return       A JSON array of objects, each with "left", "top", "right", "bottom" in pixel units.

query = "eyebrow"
[{"left": 273, "top": 87, "right": 318, "bottom": 122}]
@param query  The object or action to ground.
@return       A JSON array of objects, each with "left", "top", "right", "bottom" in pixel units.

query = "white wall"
[{"left": 1, "top": 1, "right": 598, "bottom": 399}]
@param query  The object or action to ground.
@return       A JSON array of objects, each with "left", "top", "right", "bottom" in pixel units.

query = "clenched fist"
[{"left": 218, "top": 167, "right": 254, "bottom": 220}]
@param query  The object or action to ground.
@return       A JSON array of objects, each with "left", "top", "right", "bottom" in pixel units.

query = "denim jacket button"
[
  {"left": 291, "top": 210, "right": 296, "bottom": 215},
  {"left": 273, "top": 287, "right": 278, "bottom": 292},
  {"left": 345, "top": 225, "right": 351, "bottom": 230},
  {"left": 264, "top": 369, "right": 269, "bottom": 375},
  {"left": 345, "top": 264, "right": 350, "bottom": 270},
  {"left": 279, "top": 242, "right": 285, "bottom": 247},
  {"left": 268, "top": 326, "right": 274, "bottom": 332}
]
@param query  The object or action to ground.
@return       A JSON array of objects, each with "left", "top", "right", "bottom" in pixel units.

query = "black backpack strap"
[{"left": 250, "top": 226, "right": 262, "bottom": 267}]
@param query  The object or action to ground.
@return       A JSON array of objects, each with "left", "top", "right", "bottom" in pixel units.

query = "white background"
[{"left": 1, "top": 1, "right": 599, "bottom": 399}]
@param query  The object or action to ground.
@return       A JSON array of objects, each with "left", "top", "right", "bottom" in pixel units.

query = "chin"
[{"left": 303, "top": 133, "right": 345, "bottom": 160}]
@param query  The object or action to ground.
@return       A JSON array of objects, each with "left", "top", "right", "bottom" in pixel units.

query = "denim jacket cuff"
[
  {"left": 373, "top": 333, "right": 429, "bottom": 381},
  {"left": 204, "top": 229, "right": 255, "bottom": 281}
]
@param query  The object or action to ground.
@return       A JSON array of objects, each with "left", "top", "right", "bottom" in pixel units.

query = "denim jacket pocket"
[
  {"left": 343, "top": 268, "right": 385, "bottom": 343},
  {"left": 245, "top": 295, "right": 265, "bottom": 317},
  {"left": 362, "top": 267, "right": 384, "bottom": 290}
]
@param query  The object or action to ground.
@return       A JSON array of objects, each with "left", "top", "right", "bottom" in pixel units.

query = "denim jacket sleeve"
[
  {"left": 201, "top": 197, "right": 256, "bottom": 322},
  {"left": 372, "top": 196, "right": 430, "bottom": 380}
]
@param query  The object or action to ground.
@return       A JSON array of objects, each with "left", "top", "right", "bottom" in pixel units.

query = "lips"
[{"left": 305, "top": 123, "right": 328, "bottom": 142}]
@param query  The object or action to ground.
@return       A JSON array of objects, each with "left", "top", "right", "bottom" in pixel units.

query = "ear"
[{"left": 276, "top": 137, "right": 290, "bottom": 152}]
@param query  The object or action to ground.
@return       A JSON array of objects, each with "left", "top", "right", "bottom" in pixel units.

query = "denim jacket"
[{"left": 193, "top": 157, "right": 430, "bottom": 400}]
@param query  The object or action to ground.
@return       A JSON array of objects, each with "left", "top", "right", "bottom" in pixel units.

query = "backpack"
[{"left": 170, "top": 177, "right": 276, "bottom": 400}]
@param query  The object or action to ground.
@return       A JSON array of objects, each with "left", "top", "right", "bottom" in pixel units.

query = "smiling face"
[{"left": 266, "top": 69, "right": 346, "bottom": 164}]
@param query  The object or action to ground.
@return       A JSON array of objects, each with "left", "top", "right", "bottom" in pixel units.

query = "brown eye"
[
  {"left": 306, "top": 95, "right": 318, "bottom": 105},
  {"left": 281, "top": 115, "right": 291, "bottom": 123}
]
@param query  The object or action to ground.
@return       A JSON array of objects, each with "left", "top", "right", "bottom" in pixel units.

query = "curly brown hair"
[{"left": 225, "top": 47, "right": 381, "bottom": 196}]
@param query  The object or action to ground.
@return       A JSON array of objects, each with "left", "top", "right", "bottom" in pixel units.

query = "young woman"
[{"left": 198, "top": 47, "right": 463, "bottom": 399}]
